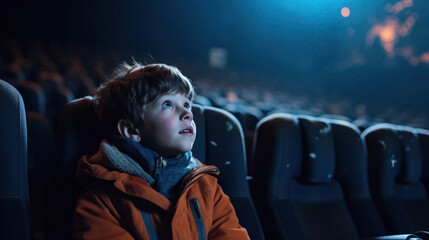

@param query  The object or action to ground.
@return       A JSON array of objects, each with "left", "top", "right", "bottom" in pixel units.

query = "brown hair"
[{"left": 96, "top": 62, "right": 194, "bottom": 136}]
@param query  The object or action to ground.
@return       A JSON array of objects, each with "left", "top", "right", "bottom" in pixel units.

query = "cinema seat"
[
  {"left": 0, "top": 80, "right": 32, "bottom": 240},
  {"left": 363, "top": 124, "right": 429, "bottom": 234},
  {"left": 330, "top": 119, "right": 386, "bottom": 238},
  {"left": 192, "top": 105, "right": 265, "bottom": 240},
  {"left": 45, "top": 96, "right": 103, "bottom": 240},
  {"left": 250, "top": 113, "right": 383, "bottom": 240}
]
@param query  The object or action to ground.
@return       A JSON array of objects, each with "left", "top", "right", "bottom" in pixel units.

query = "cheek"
[{"left": 156, "top": 118, "right": 177, "bottom": 140}]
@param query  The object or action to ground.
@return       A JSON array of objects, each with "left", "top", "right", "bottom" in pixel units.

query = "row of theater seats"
[
  {"left": 250, "top": 114, "right": 429, "bottom": 239},
  {"left": 2, "top": 78, "right": 429, "bottom": 240}
]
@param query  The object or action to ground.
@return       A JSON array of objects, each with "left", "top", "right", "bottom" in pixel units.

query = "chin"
[{"left": 179, "top": 147, "right": 192, "bottom": 154}]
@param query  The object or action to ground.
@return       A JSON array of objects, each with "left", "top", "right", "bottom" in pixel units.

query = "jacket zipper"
[
  {"left": 156, "top": 156, "right": 163, "bottom": 168},
  {"left": 154, "top": 156, "right": 164, "bottom": 178},
  {"left": 190, "top": 198, "right": 206, "bottom": 240}
]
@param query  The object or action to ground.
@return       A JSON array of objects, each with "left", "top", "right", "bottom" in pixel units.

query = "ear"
[{"left": 117, "top": 119, "right": 141, "bottom": 142}]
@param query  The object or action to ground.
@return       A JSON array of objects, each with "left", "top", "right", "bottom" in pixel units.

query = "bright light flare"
[
  {"left": 341, "top": 7, "right": 350, "bottom": 18},
  {"left": 367, "top": 19, "right": 398, "bottom": 57},
  {"left": 366, "top": 0, "right": 421, "bottom": 65},
  {"left": 379, "top": 21, "right": 396, "bottom": 42}
]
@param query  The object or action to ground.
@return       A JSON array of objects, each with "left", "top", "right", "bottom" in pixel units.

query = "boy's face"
[{"left": 138, "top": 92, "right": 196, "bottom": 157}]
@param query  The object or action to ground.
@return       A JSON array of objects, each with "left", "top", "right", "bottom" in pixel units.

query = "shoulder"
[{"left": 77, "top": 180, "right": 119, "bottom": 205}]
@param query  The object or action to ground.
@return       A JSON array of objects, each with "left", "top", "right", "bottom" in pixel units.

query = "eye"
[
  {"left": 162, "top": 101, "right": 173, "bottom": 109},
  {"left": 184, "top": 102, "right": 192, "bottom": 111}
]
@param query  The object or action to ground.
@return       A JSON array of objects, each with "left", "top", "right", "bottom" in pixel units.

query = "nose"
[{"left": 180, "top": 107, "right": 193, "bottom": 122}]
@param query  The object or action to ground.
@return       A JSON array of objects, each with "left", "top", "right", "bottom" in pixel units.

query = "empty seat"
[
  {"left": 330, "top": 119, "right": 386, "bottom": 238},
  {"left": 223, "top": 103, "right": 264, "bottom": 163},
  {"left": 363, "top": 124, "right": 429, "bottom": 234},
  {"left": 192, "top": 105, "right": 265, "bottom": 240},
  {"left": 0, "top": 80, "right": 32, "bottom": 240},
  {"left": 251, "top": 113, "right": 384, "bottom": 240},
  {"left": 45, "top": 96, "right": 103, "bottom": 240}
]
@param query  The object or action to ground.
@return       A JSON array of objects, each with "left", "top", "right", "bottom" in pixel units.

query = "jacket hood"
[{"left": 89, "top": 140, "right": 155, "bottom": 184}]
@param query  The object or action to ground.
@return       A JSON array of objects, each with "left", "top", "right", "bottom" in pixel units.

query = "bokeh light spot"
[{"left": 341, "top": 7, "right": 350, "bottom": 18}]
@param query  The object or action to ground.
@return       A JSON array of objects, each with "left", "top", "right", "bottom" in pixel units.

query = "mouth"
[{"left": 179, "top": 126, "right": 194, "bottom": 135}]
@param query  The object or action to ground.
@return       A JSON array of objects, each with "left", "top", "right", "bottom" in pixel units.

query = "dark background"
[{"left": 2, "top": 0, "right": 428, "bottom": 122}]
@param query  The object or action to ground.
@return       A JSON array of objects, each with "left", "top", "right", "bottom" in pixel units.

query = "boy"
[{"left": 73, "top": 63, "right": 250, "bottom": 240}]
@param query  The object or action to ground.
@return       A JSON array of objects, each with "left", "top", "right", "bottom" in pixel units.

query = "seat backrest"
[
  {"left": 192, "top": 105, "right": 265, "bottom": 240},
  {"left": 50, "top": 98, "right": 265, "bottom": 240},
  {"left": 330, "top": 119, "right": 386, "bottom": 238},
  {"left": 0, "top": 80, "right": 31, "bottom": 240},
  {"left": 15, "top": 81, "right": 46, "bottom": 115},
  {"left": 26, "top": 111, "right": 55, "bottom": 239},
  {"left": 250, "top": 113, "right": 364, "bottom": 240},
  {"left": 63, "top": 74, "right": 94, "bottom": 99},
  {"left": 45, "top": 96, "right": 103, "bottom": 240},
  {"left": 38, "top": 78, "right": 74, "bottom": 126},
  {"left": 222, "top": 103, "right": 264, "bottom": 163},
  {"left": 362, "top": 124, "right": 429, "bottom": 234}
]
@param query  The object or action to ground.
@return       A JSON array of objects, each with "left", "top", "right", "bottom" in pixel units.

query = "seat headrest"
[
  {"left": 299, "top": 116, "right": 335, "bottom": 184},
  {"left": 363, "top": 125, "right": 402, "bottom": 184},
  {"left": 55, "top": 96, "right": 104, "bottom": 168},
  {"left": 250, "top": 113, "right": 302, "bottom": 185},
  {"left": 364, "top": 124, "right": 424, "bottom": 184},
  {"left": 16, "top": 81, "right": 46, "bottom": 114}
]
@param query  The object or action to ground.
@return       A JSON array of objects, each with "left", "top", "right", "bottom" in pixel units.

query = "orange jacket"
[{"left": 73, "top": 149, "right": 249, "bottom": 240}]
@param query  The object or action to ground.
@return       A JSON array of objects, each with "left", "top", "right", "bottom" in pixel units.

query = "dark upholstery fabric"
[
  {"left": 251, "top": 113, "right": 378, "bottom": 240},
  {"left": 193, "top": 105, "right": 265, "bottom": 240},
  {"left": 46, "top": 96, "right": 103, "bottom": 240},
  {"left": 330, "top": 119, "right": 387, "bottom": 238},
  {"left": 16, "top": 81, "right": 46, "bottom": 115},
  {"left": 299, "top": 116, "right": 335, "bottom": 184},
  {"left": 418, "top": 129, "right": 429, "bottom": 197},
  {"left": 398, "top": 128, "right": 423, "bottom": 184},
  {"left": 0, "top": 80, "right": 31, "bottom": 240},
  {"left": 363, "top": 124, "right": 429, "bottom": 234},
  {"left": 38, "top": 78, "right": 73, "bottom": 126},
  {"left": 293, "top": 201, "right": 359, "bottom": 240},
  {"left": 26, "top": 112, "right": 54, "bottom": 239},
  {"left": 250, "top": 113, "right": 301, "bottom": 239}
]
